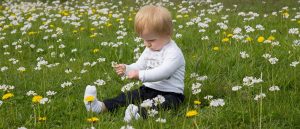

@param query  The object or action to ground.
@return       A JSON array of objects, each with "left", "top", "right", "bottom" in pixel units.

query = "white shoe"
[
  {"left": 84, "top": 85, "right": 102, "bottom": 113},
  {"left": 124, "top": 104, "right": 140, "bottom": 123}
]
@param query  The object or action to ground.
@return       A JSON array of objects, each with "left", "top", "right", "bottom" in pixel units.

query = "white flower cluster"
[
  {"left": 240, "top": 51, "right": 249, "bottom": 59},
  {"left": 46, "top": 90, "right": 57, "bottom": 96},
  {"left": 190, "top": 73, "right": 208, "bottom": 95},
  {"left": 120, "top": 125, "right": 134, "bottom": 129},
  {"left": 192, "top": 83, "right": 202, "bottom": 95},
  {"left": 26, "top": 90, "right": 37, "bottom": 96},
  {"left": 0, "top": 84, "right": 15, "bottom": 92},
  {"left": 153, "top": 95, "right": 166, "bottom": 106},
  {"left": 61, "top": 81, "right": 72, "bottom": 88},
  {"left": 269, "top": 86, "right": 280, "bottom": 91},
  {"left": 232, "top": 86, "right": 242, "bottom": 91},
  {"left": 254, "top": 93, "right": 266, "bottom": 101},
  {"left": 210, "top": 99, "right": 225, "bottom": 107},
  {"left": 290, "top": 61, "right": 299, "bottom": 67},
  {"left": 243, "top": 76, "right": 263, "bottom": 87},
  {"left": 94, "top": 79, "right": 106, "bottom": 86},
  {"left": 155, "top": 118, "right": 166, "bottom": 123},
  {"left": 262, "top": 53, "right": 278, "bottom": 64},
  {"left": 121, "top": 82, "right": 136, "bottom": 92}
]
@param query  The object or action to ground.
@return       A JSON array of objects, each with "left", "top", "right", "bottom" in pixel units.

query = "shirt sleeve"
[{"left": 138, "top": 49, "right": 184, "bottom": 82}]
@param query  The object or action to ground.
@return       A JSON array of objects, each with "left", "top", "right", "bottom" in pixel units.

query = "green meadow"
[{"left": 0, "top": 0, "right": 299, "bottom": 128}]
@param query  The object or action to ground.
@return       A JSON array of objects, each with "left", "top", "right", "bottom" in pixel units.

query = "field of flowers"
[{"left": 0, "top": 0, "right": 300, "bottom": 128}]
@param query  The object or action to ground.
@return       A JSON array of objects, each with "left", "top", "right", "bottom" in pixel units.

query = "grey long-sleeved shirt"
[{"left": 125, "top": 40, "right": 185, "bottom": 94}]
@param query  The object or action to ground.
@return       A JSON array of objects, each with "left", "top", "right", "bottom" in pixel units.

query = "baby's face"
[{"left": 140, "top": 30, "right": 170, "bottom": 51}]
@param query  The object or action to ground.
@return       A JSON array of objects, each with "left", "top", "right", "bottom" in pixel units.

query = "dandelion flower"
[
  {"left": 90, "top": 34, "right": 97, "bottom": 38},
  {"left": 227, "top": 34, "right": 233, "bottom": 38},
  {"left": 87, "top": 117, "right": 99, "bottom": 123},
  {"left": 186, "top": 110, "right": 198, "bottom": 117},
  {"left": 245, "top": 37, "right": 253, "bottom": 42},
  {"left": 257, "top": 36, "right": 265, "bottom": 43},
  {"left": 267, "top": 36, "right": 275, "bottom": 41},
  {"left": 32, "top": 95, "right": 43, "bottom": 103},
  {"left": 213, "top": 47, "right": 219, "bottom": 51},
  {"left": 38, "top": 117, "right": 46, "bottom": 122},
  {"left": 222, "top": 38, "right": 229, "bottom": 42},
  {"left": 194, "top": 100, "right": 201, "bottom": 105},
  {"left": 93, "top": 48, "right": 100, "bottom": 53},
  {"left": 2, "top": 92, "right": 14, "bottom": 100}
]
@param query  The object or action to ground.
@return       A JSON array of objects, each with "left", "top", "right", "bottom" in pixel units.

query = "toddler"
[{"left": 84, "top": 5, "right": 185, "bottom": 122}]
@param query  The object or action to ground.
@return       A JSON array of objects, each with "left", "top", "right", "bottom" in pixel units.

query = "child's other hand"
[
  {"left": 127, "top": 70, "right": 139, "bottom": 79},
  {"left": 114, "top": 64, "right": 126, "bottom": 76}
]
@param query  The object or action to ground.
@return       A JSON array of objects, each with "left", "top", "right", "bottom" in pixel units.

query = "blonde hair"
[{"left": 134, "top": 5, "right": 173, "bottom": 36}]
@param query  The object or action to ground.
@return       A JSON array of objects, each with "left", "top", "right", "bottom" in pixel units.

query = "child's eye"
[{"left": 147, "top": 40, "right": 155, "bottom": 42}]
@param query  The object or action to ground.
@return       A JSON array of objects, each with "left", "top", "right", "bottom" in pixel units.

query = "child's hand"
[
  {"left": 113, "top": 64, "right": 126, "bottom": 76},
  {"left": 127, "top": 70, "right": 139, "bottom": 79}
]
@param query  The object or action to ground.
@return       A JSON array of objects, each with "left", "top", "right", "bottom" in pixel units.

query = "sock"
[
  {"left": 84, "top": 85, "right": 103, "bottom": 113},
  {"left": 124, "top": 104, "right": 140, "bottom": 123}
]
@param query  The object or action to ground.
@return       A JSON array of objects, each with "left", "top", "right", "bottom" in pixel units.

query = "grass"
[{"left": 0, "top": 0, "right": 300, "bottom": 128}]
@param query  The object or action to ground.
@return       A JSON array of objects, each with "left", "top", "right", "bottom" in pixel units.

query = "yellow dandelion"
[
  {"left": 194, "top": 100, "right": 201, "bottom": 105},
  {"left": 92, "top": 49, "right": 99, "bottom": 54},
  {"left": 297, "top": 20, "right": 300, "bottom": 24},
  {"left": 222, "top": 38, "right": 229, "bottom": 43},
  {"left": 222, "top": 31, "right": 227, "bottom": 35},
  {"left": 38, "top": 117, "right": 46, "bottom": 121},
  {"left": 32, "top": 95, "right": 43, "bottom": 103},
  {"left": 213, "top": 47, "right": 220, "bottom": 51},
  {"left": 50, "top": 24, "right": 55, "bottom": 28},
  {"left": 227, "top": 34, "right": 233, "bottom": 38},
  {"left": 108, "top": 13, "right": 112, "bottom": 18},
  {"left": 176, "top": 15, "right": 182, "bottom": 19},
  {"left": 92, "top": 9, "right": 96, "bottom": 14},
  {"left": 80, "top": 27, "right": 85, "bottom": 31},
  {"left": 184, "top": 14, "right": 189, "bottom": 18},
  {"left": 267, "top": 36, "right": 275, "bottom": 41},
  {"left": 61, "top": 10, "right": 69, "bottom": 16},
  {"left": 186, "top": 110, "right": 198, "bottom": 117},
  {"left": 283, "top": 12, "right": 289, "bottom": 17},
  {"left": 128, "top": 18, "right": 132, "bottom": 21},
  {"left": 246, "top": 37, "right": 253, "bottom": 42},
  {"left": 2, "top": 93, "right": 14, "bottom": 100},
  {"left": 89, "top": 34, "right": 96, "bottom": 38},
  {"left": 106, "top": 23, "right": 112, "bottom": 27},
  {"left": 73, "top": 30, "right": 78, "bottom": 33},
  {"left": 28, "top": 31, "right": 37, "bottom": 35},
  {"left": 87, "top": 117, "right": 99, "bottom": 123},
  {"left": 90, "top": 28, "right": 96, "bottom": 31},
  {"left": 257, "top": 36, "right": 265, "bottom": 43},
  {"left": 27, "top": 16, "right": 32, "bottom": 20}
]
